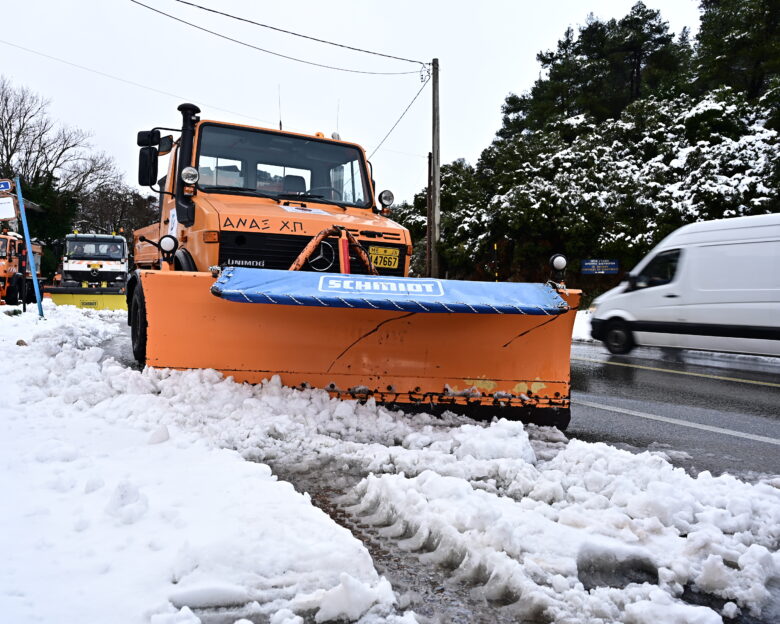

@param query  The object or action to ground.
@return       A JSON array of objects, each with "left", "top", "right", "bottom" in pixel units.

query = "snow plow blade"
[
  {"left": 48, "top": 287, "right": 127, "bottom": 310},
  {"left": 139, "top": 269, "right": 580, "bottom": 426}
]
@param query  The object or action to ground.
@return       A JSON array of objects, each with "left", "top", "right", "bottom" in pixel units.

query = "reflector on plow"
[{"left": 140, "top": 268, "right": 580, "bottom": 427}]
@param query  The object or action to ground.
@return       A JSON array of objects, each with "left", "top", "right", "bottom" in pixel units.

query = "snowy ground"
[
  {"left": 572, "top": 309, "right": 596, "bottom": 343},
  {"left": 2, "top": 303, "right": 778, "bottom": 624}
]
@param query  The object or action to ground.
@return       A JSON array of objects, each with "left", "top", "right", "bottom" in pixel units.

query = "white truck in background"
[{"left": 47, "top": 233, "right": 129, "bottom": 310}]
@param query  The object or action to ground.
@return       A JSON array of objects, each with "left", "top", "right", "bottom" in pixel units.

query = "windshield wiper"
[
  {"left": 200, "top": 185, "right": 279, "bottom": 201},
  {"left": 275, "top": 193, "right": 348, "bottom": 211}
]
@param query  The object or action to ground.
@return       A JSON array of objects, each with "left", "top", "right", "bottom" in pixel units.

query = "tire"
[
  {"left": 174, "top": 249, "right": 196, "bottom": 272},
  {"left": 24, "top": 279, "right": 38, "bottom": 304},
  {"left": 604, "top": 319, "right": 634, "bottom": 355},
  {"left": 130, "top": 282, "right": 148, "bottom": 365},
  {"left": 4, "top": 275, "right": 21, "bottom": 305},
  {"left": 550, "top": 407, "right": 571, "bottom": 431}
]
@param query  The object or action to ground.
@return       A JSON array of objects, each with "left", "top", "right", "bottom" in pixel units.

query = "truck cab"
[
  {"left": 132, "top": 104, "right": 411, "bottom": 293},
  {"left": 0, "top": 231, "right": 42, "bottom": 305},
  {"left": 58, "top": 234, "right": 128, "bottom": 289}
]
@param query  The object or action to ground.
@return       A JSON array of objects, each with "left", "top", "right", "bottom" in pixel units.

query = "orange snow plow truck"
[
  {"left": 0, "top": 231, "right": 42, "bottom": 306},
  {"left": 130, "top": 103, "right": 580, "bottom": 428}
]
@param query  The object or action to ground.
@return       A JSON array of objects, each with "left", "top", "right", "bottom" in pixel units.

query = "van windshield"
[
  {"left": 635, "top": 249, "right": 681, "bottom": 288},
  {"left": 196, "top": 124, "right": 371, "bottom": 208},
  {"left": 0, "top": 238, "right": 6, "bottom": 258}
]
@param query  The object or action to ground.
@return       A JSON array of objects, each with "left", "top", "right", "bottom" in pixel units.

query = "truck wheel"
[
  {"left": 4, "top": 275, "right": 21, "bottom": 305},
  {"left": 130, "top": 283, "right": 147, "bottom": 365},
  {"left": 24, "top": 279, "right": 38, "bottom": 304},
  {"left": 551, "top": 407, "right": 571, "bottom": 431},
  {"left": 604, "top": 320, "right": 634, "bottom": 355}
]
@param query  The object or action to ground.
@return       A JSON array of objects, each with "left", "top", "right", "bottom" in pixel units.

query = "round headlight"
[
  {"left": 378, "top": 190, "right": 394, "bottom": 207},
  {"left": 550, "top": 254, "right": 567, "bottom": 271},
  {"left": 159, "top": 235, "right": 178, "bottom": 253},
  {"left": 181, "top": 166, "right": 199, "bottom": 184}
]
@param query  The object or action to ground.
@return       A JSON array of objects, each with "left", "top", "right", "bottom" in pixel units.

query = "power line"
[
  {"left": 369, "top": 76, "right": 431, "bottom": 159},
  {"left": 0, "top": 38, "right": 279, "bottom": 127},
  {"left": 173, "top": 0, "right": 427, "bottom": 67},
  {"left": 129, "top": 0, "right": 421, "bottom": 76}
]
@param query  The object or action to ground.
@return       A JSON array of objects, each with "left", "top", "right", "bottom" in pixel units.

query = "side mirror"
[
  {"left": 138, "top": 147, "right": 159, "bottom": 186},
  {"left": 158, "top": 135, "right": 174, "bottom": 155},
  {"left": 137, "top": 130, "right": 161, "bottom": 147},
  {"left": 626, "top": 275, "right": 638, "bottom": 291}
]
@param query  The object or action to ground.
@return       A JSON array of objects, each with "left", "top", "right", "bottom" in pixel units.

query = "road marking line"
[
  {"left": 571, "top": 357, "right": 780, "bottom": 388},
  {"left": 573, "top": 399, "right": 780, "bottom": 446}
]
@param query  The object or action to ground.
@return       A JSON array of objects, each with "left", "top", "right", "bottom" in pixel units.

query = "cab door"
[{"left": 628, "top": 248, "right": 687, "bottom": 348}]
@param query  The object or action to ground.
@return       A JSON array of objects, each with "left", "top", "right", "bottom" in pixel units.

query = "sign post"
[{"left": 13, "top": 177, "right": 44, "bottom": 318}]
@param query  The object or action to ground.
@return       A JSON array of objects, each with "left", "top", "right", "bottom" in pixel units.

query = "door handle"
[{"left": 664, "top": 294, "right": 679, "bottom": 298}]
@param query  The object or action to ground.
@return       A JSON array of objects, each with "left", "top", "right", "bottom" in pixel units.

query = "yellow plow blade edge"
[
  {"left": 140, "top": 271, "right": 580, "bottom": 425},
  {"left": 50, "top": 292, "right": 127, "bottom": 311}
]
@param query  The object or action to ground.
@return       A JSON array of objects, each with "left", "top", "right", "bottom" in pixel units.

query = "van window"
[{"left": 636, "top": 249, "right": 681, "bottom": 289}]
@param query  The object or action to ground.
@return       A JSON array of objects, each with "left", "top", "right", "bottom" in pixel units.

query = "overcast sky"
[{"left": 1, "top": 0, "right": 701, "bottom": 204}]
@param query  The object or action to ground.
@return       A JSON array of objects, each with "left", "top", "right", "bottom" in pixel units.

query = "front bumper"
[{"left": 590, "top": 317, "right": 606, "bottom": 341}]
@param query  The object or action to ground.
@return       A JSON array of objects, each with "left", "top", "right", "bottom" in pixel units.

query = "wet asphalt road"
[{"left": 569, "top": 341, "right": 780, "bottom": 480}]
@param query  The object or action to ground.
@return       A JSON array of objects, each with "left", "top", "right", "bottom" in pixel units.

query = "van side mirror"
[{"left": 626, "top": 274, "right": 637, "bottom": 291}]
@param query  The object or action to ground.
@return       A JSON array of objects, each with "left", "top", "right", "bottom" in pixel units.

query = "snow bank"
[
  {"left": 0, "top": 304, "right": 408, "bottom": 623},
  {"left": 345, "top": 439, "right": 780, "bottom": 622},
  {"left": 573, "top": 309, "right": 596, "bottom": 342},
  {"left": 2, "top": 303, "right": 779, "bottom": 624}
]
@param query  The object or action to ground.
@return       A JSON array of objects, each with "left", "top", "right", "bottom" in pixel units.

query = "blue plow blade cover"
[{"left": 211, "top": 268, "right": 569, "bottom": 315}]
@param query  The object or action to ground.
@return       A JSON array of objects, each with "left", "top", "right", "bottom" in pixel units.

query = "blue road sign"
[
  {"left": 0, "top": 180, "right": 12, "bottom": 192},
  {"left": 581, "top": 259, "right": 619, "bottom": 275}
]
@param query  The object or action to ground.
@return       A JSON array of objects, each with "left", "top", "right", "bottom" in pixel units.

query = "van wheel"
[
  {"left": 130, "top": 283, "right": 147, "bottom": 365},
  {"left": 604, "top": 320, "right": 634, "bottom": 355}
]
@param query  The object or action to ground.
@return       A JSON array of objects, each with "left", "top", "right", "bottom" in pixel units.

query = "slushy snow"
[{"left": 1, "top": 302, "right": 778, "bottom": 623}]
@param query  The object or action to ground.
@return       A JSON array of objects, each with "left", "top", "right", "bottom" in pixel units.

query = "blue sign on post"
[
  {"left": 581, "top": 259, "right": 619, "bottom": 275},
  {"left": 0, "top": 180, "right": 12, "bottom": 192}
]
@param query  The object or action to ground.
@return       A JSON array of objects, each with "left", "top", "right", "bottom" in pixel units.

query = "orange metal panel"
[{"left": 140, "top": 271, "right": 580, "bottom": 419}]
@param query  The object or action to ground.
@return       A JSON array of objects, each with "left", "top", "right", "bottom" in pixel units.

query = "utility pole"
[
  {"left": 430, "top": 58, "right": 441, "bottom": 278},
  {"left": 426, "top": 152, "right": 433, "bottom": 277}
]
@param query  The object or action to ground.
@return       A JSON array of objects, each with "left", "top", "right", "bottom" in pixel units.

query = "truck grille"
[
  {"left": 219, "top": 232, "right": 406, "bottom": 276},
  {"left": 64, "top": 270, "right": 127, "bottom": 283}
]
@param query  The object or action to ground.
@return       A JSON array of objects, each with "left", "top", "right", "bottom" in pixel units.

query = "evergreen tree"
[
  {"left": 697, "top": 0, "right": 780, "bottom": 99},
  {"left": 498, "top": 2, "right": 690, "bottom": 136}
]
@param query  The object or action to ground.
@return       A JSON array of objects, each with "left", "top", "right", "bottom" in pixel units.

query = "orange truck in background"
[
  {"left": 0, "top": 230, "right": 42, "bottom": 305},
  {"left": 130, "top": 103, "right": 579, "bottom": 429}
]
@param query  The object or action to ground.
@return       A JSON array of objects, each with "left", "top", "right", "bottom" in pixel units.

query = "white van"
[{"left": 590, "top": 213, "right": 780, "bottom": 356}]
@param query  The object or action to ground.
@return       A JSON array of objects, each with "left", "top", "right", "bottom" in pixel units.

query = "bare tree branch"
[{"left": 0, "top": 75, "right": 116, "bottom": 194}]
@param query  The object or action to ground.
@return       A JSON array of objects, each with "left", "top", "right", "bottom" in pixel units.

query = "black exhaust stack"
[{"left": 175, "top": 103, "right": 201, "bottom": 227}]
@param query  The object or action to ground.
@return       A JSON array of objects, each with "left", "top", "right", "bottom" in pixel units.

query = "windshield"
[
  {"left": 66, "top": 239, "right": 125, "bottom": 260},
  {"left": 196, "top": 124, "right": 371, "bottom": 208},
  {"left": 0, "top": 238, "right": 6, "bottom": 258}
]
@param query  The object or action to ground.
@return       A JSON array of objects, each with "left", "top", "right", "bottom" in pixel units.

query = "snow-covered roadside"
[
  {"left": 2, "top": 303, "right": 779, "bottom": 623},
  {"left": 573, "top": 309, "right": 595, "bottom": 342},
  {"left": 0, "top": 303, "right": 410, "bottom": 624}
]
